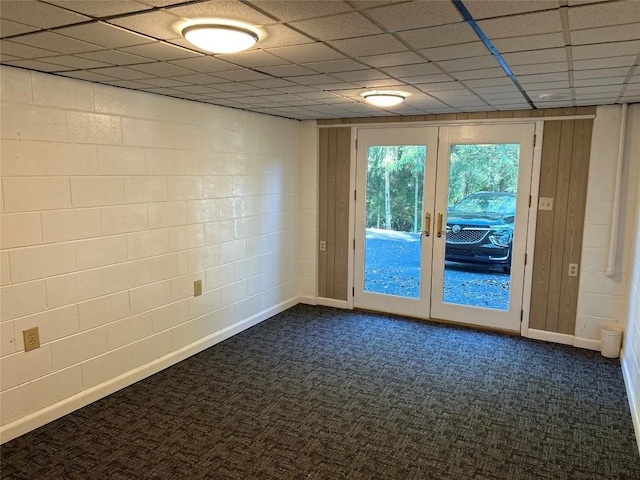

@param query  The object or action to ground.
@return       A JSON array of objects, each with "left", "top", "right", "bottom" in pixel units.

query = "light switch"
[{"left": 538, "top": 197, "right": 553, "bottom": 211}]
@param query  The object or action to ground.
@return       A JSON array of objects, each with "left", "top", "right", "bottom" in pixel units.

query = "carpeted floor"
[{"left": 2, "top": 304, "right": 639, "bottom": 479}]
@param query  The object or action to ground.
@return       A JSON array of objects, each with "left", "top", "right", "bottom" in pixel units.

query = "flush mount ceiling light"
[
  {"left": 182, "top": 24, "right": 259, "bottom": 54},
  {"left": 538, "top": 92, "right": 571, "bottom": 101},
  {"left": 363, "top": 91, "right": 406, "bottom": 107}
]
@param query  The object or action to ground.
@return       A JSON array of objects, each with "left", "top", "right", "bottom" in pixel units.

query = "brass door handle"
[
  {"left": 436, "top": 213, "right": 443, "bottom": 237},
  {"left": 424, "top": 212, "right": 431, "bottom": 237}
]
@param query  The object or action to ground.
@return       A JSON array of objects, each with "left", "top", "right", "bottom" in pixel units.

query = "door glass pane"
[
  {"left": 364, "top": 145, "right": 426, "bottom": 299},
  {"left": 443, "top": 144, "right": 519, "bottom": 310}
]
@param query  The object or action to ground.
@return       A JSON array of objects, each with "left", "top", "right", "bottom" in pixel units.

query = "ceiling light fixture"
[
  {"left": 363, "top": 91, "right": 406, "bottom": 107},
  {"left": 538, "top": 92, "right": 571, "bottom": 101},
  {"left": 182, "top": 24, "right": 259, "bottom": 54}
]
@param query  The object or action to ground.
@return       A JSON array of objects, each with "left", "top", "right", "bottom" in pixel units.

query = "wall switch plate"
[
  {"left": 23, "top": 327, "right": 40, "bottom": 352},
  {"left": 538, "top": 197, "right": 554, "bottom": 211},
  {"left": 194, "top": 279, "right": 203, "bottom": 296},
  {"left": 568, "top": 263, "right": 579, "bottom": 277},
  {"left": 319, "top": 240, "right": 326, "bottom": 251}
]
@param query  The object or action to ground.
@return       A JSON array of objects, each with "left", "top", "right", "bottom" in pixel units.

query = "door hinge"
[
  {"left": 352, "top": 286, "right": 355, "bottom": 296},
  {"left": 524, "top": 253, "right": 527, "bottom": 265},
  {"left": 520, "top": 310, "right": 523, "bottom": 321},
  {"left": 354, "top": 190, "right": 357, "bottom": 201},
  {"left": 533, "top": 135, "right": 537, "bottom": 147},
  {"left": 355, "top": 138, "right": 358, "bottom": 150},
  {"left": 353, "top": 238, "right": 356, "bottom": 249},
  {"left": 529, "top": 195, "right": 532, "bottom": 208}
]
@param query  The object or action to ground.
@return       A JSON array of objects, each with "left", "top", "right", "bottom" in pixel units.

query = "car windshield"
[{"left": 452, "top": 194, "right": 515, "bottom": 214}]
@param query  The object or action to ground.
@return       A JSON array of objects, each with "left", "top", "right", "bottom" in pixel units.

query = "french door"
[{"left": 353, "top": 123, "right": 535, "bottom": 332}]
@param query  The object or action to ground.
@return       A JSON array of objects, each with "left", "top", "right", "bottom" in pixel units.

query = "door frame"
[{"left": 346, "top": 120, "right": 544, "bottom": 336}]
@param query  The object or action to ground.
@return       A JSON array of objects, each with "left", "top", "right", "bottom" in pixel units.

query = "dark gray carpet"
[{"left": 2, "top": 304, "right": 639, "bottom": 479}]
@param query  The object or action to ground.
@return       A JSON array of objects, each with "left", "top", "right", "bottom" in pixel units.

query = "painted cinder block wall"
[{"left": 0, "top": 66, "right": 303, "bottom": 441}]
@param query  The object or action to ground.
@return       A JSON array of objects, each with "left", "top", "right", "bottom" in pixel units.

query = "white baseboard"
[
  {"left": 621, "top": 353, "right": 640, "bottom": 455},
  {"left": 316, "top": 297, "right": 351, "bottom": 309},
  {"left": 526, "top": 329, "right": 574, "bottom": 345},
  {"left": 574, "top": 336, "right": 601, "bottom": 351},
  {"left": 526, "top": 329, "right": 601, "bottom": 351},
  {"left": 0, "top": 297, "right": 298, "bottom": 445},
  {"left": 298, "top": 295, "right": 318, "bottom": 305}
]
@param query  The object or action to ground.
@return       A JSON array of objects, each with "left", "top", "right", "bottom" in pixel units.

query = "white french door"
[{"left": 353, "top": 123, "right": 535, "bottom": 332}]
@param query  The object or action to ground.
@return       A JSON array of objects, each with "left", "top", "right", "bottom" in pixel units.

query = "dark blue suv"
[{"left": 445, "top": 192, "right": 516, "bottom": 273}]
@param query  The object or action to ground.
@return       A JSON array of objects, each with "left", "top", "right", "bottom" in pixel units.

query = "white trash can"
[{"left": 601, "top": 327, "right": 622, "bottom": 359}]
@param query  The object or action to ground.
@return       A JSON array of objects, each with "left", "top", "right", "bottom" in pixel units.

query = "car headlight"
[{"left": 489, "top": 230, "right": 512, "bottom": 247}]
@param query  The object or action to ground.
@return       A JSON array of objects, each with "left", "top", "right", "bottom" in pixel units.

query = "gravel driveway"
[{"left": 364, "top": 228, "right": 510, "bottom": 310}]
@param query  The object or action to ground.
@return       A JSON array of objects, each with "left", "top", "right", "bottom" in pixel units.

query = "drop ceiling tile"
[
  {"left": 129, "top": 62, "right": 195, "bottom": 77},
  {"left": 58, "top": 70, "right": 119, "bottom": 82},
  {"left": 571, "top": 24, "right": 640, "bottom": 45},
  {"left": 0, "top": 1, "right": 90, "bottom": 28},
  {"left": 46, "top": 0, "right": 152, "bottom": 17},
  {"left": 273, "top": 85, "right": 316, "bottom": 94},
  {"left": 331, "top": 69, "right": 390, "bottom": 82},
  {"left": 168, "top": 57, "right": 237, "bottom": 73},
  {"left": 257, "top": 64, "right": 316, "bottom": 77},
  {"left": 89, "top": 66, "right": 158, "bottom": 80},
  {"left": 170, "top": 73, "right": 227, "bottom": 84},
  {"left": 510, "top": 62, "right": 567, "bottom": 75},
  {"left": 437, "top": 56, "right": 500, "bottom": 73},
  {"left": 167, "top": 1, "right": 276, "bottom": 26},
  {"left": 398, "top": 24, "right": 477, "bottom": 49},
  {"left": 518, "top": 71, "right": 569, "bottom": 83},
  {"left": 381, "top": 63, "right": 441, "bottom": 78},
  {"left": 104, "top": 80, "right": 155, "bottom": 89},
  {"left": 503, "top": 48, "right": 566, "bottom": 66},
  {"left": 358, "top": 78, "right": 406, "bottom": 89},
  {"left": 0, "top": 40, "right": 58, "bottom": 59},
  {"left": 316, "top": 81, "right": 361, "bottom": 91},
  {"left": 172, "top": 85, "right": 221, "bottom": 94},
  {"left": 12, "top": 32, "right": 102, "bottom": 55},
  {"left": 478, "top": 10, "right": 562, "bottom": 39},
  {"left": 248, "top": 1, "right": 353, "bottom": 22},
  {"left": 473, "top": 85, "right": 522, "bottom": 95},
  {"left": 575, "top": 85, "right": 624, "bottom": 95},
  {"left": 0, "top": 19, "right": 39, "bottom": 38},
  {"left": 358, "top": 51, "right": 424, "bottom": 68},
  {"left": 297, "top": 91, "right": 343, "bottom": 100},
  {"left": 571, "top": 41, "right": 640, "bottom": 60},
  {"left": 120, "top": 42, "right": 202, "bottom": 61},
  {"left": 492, "top": 33, "right": 565, "bottom": 53},
  {"left": 568, "top": 0, "right": 640, "bottom": 29},
  {"left": 214, "top": 69, "right": 271, "bottom": 82},
  {"left": 419, "top": 42, "right": 488, "bottom": 61},
  {"left": 523, "top": 81, "right": 571, "bottom": 91},
  {"left": 365, "top": 2, "right": 462, "bottom": 32},
  {"left": 290, "top": 13, "right": 382, "bottom": 41},
  {"left": 574, "top": 56, "right": 636, "bottom": 70},
  {"left": 139, "top": 86, "right": 184, "bottom": 95},
  {"left": 0, "top": 54, "right": 19, "bottom": 62},
  {"left": 452, "top": 67, "right": 507, "bottom": 81},
  {"left": 3, "top": 58, "right": 73, "bottom": 72},
  {"left": 415, "top": 82, "right": 466, "bottom": 92},
  {"left": 247, "top": 78, "right": 301, "bottom": 88},
  {"left": 329, "top": 34, "right": 406, "bottom": 57},
  {"left": 268, "top": 43, "right": 345, "bottom": 63},
  {"left": 573, "top": 67, "right": 631, "bottom": 80},
  {"left": 217, "top": 51, "right": 289, "bottom": 68},
  {"left": 574, "top": 77, "right": 627, "bottom": 88},
  {"left": 465, "top": 1, "right": 560, "bottom": 19},
  {"left": 480, "top": 92, "right": 527, "bottom": 102},
  {"left": 302, "top": 58, "right": 368, "bottom": 74},
  {"left": 108, "top": 10, "right": 184, "bottom": 41},
  {"left": 464, "top": 77, "right": 514, "bottom": 88},
  {"left": 400, "top": 74, "right": 453, "bottom": 84},
  {"left": 238, "top": 88, "right": 280, "bottom": 96},
  {"left": 213, "top": 82, "right": 256, "bottom": 92},
  {"left": 57, "top": 22, "right": 156, "bottom": 49},
  {"left": 77, "top": 50, "right": 155, "bottom": 65},
  {"left": 40, "top": 55, "right": 110, "bottom": 70},
  {"left": 252, "top": 25, "right": 314, "bottom": 50},
  {"left": 138, "top": 77, "right": 189, "bottom": 87}
]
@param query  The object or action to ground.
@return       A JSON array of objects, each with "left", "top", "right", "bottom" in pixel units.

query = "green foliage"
[
  {"left": 365, "top": 143, "right": 520, "bottom": 232},
  {"left": 448, "top": 144, "right": 519, "bottom": 206}
]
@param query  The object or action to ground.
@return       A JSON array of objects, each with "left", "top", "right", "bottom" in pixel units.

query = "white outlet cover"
[{"left": 538, "top": 197, "right": 554, "bottom": 211}]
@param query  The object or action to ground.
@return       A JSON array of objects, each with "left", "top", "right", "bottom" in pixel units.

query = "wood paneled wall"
[
  {"left": 318, "top": 127, "right": 351, "bottom": 301},
  {"left": 317, "top": 108, "right": 595, "bottom": 336},
  {"left": 529, "top": 119, "right": 594, "bottom": 334}
]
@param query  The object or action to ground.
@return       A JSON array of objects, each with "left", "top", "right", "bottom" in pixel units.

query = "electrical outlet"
[
  {"left": 194, "top": 279, "right": 203, "bottom": 296},
  {"left": 538, "top": 197, "right": 554, "bottom": 211},
  {"left": 23, "top": 327, "right": 40, "bottom": 352},
  {"left": 319, "top": 240, "right": 326, "bottom": 251},
  {"left": 568, "top": 263, "right": 579, "bottom": 277}
]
